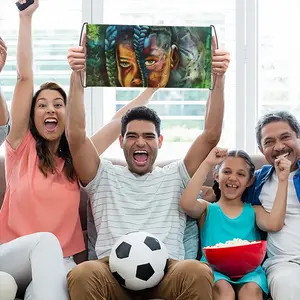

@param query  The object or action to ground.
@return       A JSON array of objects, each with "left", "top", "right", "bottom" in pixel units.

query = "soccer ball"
[{"left": 109, "top": 231, "right": 169, "bottom": 291}]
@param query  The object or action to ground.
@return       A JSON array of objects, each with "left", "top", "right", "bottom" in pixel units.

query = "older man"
[{"left": 244, "top": 111, "right": 300, "bottom": 300}]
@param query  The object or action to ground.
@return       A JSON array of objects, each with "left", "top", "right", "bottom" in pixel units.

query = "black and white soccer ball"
[{"left": 109, "top": 231, "right": 169, "bottom": 291}]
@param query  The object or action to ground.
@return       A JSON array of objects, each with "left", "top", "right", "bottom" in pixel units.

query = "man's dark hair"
[
  {"left": 255, "top": 111, "right": 300, "bottom": 148},
  {"left": 121, "top": 106, "right": 161, "bottom": 137}
]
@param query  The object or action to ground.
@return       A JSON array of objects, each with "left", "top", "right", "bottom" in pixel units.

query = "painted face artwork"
[
  {"left": 85, "top": 24, "right": 212, "bottom": 89},
  {"left": 116, "top": 32, "right": 175, "bottom": 88}
]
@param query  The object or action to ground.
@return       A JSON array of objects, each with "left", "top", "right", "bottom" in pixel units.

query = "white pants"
[
  {"left": 266, "top": 261, "right": 300, "bottom": 300},
  {"left": 0, "top": 232, "right": 76, "bottom": 300},
  {"left": 0, "top": 271, "right": 18, "bottom": 300}
]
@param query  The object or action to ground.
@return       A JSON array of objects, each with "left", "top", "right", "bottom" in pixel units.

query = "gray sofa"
[{"left": 0, "top": 153, "right": 272, "bottom": 299}]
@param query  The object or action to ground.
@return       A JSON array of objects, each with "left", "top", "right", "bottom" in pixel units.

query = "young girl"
[{"left": 180, "top": 147, "right": 290, "bottom": 300}]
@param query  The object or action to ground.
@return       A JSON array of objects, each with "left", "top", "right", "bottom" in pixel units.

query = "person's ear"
[
  {"left": 296, "top": 138, "right": 300, "bottom": 158},
  {"left": 246, "top": 175, "right": 255, "bottom": 187},
  {"left": 119, "top": 135, "right": 124, "bottom": 149},
  {"left": 213, "top": 170, "right": 219, "bottom": 182},
  {"left": 258, "top": 145, "right": 264, "bottom": 155},
  {"left": 170, "top": 45, "right": 179, "bottom": 69},
  {"left": 158, "top": 135, "right": 163, "bottom": 149}
]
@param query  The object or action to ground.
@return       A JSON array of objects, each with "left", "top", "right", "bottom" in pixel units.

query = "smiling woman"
[
  {"left": 29, "top": 82, "right": 75, "bottom": 179},
  {"left": 0, "top": 2, "right": 85, "bottom": 298}
]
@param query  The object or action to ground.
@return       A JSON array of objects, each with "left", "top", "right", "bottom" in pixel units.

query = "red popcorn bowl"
[{"left": 203, "top": 240, "right": 267, "bottom": 278}]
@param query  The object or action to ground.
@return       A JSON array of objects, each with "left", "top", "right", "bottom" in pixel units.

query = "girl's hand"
[
  {"left": 274, "top": 153, "right": 292, "bottom": 182},
  {"left": 205, "top": 147, "right": 228, "bottom": 167}
]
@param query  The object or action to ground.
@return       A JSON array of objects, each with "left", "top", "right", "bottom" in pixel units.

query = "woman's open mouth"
[{"left": 44, "top": 118, "right": 58, "bottom": 132}]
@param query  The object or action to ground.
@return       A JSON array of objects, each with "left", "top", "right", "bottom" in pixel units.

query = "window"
[
  {"left": 99, "top": 0, "right": 236, "bottom": 160},
  {"left": 258, "top": 0, "right": 300, "bottom": 119},
  {"left": 0, "top": 0, "right": 84, "bottom": 126},
  {"left": 4, "top": 1, "right": 298, "bottom": 159}
]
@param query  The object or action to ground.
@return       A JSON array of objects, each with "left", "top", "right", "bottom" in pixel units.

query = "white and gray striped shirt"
[{"left": 82, "top": 159, "right": 190, "bottom": 260}]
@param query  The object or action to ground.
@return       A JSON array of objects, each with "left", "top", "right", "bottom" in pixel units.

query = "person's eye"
[
  {"left": 145, "top": 135, "right": 155, "bottom": 139},
  {"left": 127, "top": 134, "right": 136, "bottom": 139},
  {"left": 145, "top": 60, "right": 156, "bottom": 67},
  {"left": 120, "top": 61, "right": 130, "bottom": 68}
]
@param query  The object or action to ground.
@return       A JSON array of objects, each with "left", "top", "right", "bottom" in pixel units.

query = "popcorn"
[{"left": 208, "top": 238, "right": 255, "bottom": 248}]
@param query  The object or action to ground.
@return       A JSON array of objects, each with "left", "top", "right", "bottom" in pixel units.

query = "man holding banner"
[{"left": 65, "top": 31, "right": 230, "bottom": 299}]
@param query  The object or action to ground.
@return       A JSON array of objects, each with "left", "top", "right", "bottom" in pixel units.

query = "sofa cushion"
[
  {"left": 0, "top": 154, "right": 269, "bottom": 263},
  {"left": 183, "top": 217, "right": 199, "bottom": 259}
]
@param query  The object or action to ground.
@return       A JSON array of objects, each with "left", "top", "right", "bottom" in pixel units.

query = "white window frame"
[
  {"left": 86, "top": 0, "right": 259, "bottom": 154},
  {"left": 235, "top": 0, "right": 259, "bottom": 154},
  {"left": 84, "top": 0, "right": 107, "bottom": 138},
  {"left": 82, "top": 0, "right": 93, "bottom": 137}
]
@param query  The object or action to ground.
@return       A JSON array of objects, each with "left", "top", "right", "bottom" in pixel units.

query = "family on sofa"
[{"left": 0, "top": 1, "right": 299, "bottom": 300}]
